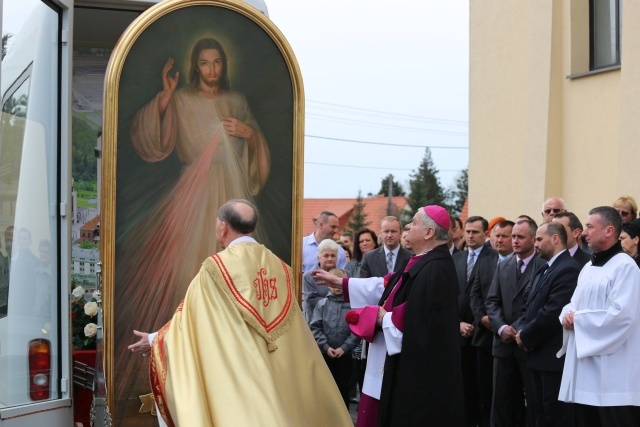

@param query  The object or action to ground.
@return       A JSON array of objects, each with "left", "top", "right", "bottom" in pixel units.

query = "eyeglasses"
[
  {"left": 617, "top": 209, "right": 631, "bottom": 217},
  {"left": 544, "top": 208, "right": 563, "bottom": 215}
]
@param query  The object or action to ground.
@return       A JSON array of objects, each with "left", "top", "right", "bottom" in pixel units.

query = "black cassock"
[{"left": 378, "top": 243, "right": 465, "bottom": 427}]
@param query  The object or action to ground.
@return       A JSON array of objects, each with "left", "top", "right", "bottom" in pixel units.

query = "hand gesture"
[
  {"left": 460, "top": 322, "right": 475, "bottom": 338},
  {"left": 515, "top": 330, "right": 528, "bottom": 351},
  {"left": 161, "top": 58, "right": 180, "bottom": 97},
  {"left": 127, "top": 330, "right": 151, "bottom": 357},
  {"left": 159, "top": 58, "right": 179, "bottom": 117},
  {"left": 221, "top": 116, "right": 255, "bottom": 140},
  {"left": 376, "top": 306, "right": 387, "bottom": 327},
  {"left": 481, "top": 315, "right": 493, "bottom": 331},
  {"left": 500, "top": 325, "right": 516, "bottom": 343},
  {"left": 562, "top": 311, "right": 574, "bottom": 330},
  {"left": 311, "top": 269, "right": 343, "bottom": 290}
]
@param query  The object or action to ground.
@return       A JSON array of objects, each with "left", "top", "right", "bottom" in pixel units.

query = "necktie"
[
  {"left": 530, "top": 264, "right": 550, "bottom": 296},
  {"left": 386, "top": 251, "right": 395, "bottom": 273},
  {"left": 516, "top": 259, "right": 524, "bottom": 280},
  {"left": 467, "top": 250, "right": 476, "bottom": 282}
]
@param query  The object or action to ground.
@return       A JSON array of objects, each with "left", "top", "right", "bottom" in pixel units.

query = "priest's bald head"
[
  {"left": 216, "top": 199, "right": 258, "bottom": 248},
  {"left": 406, "top": 205, "right": 450, "bottom": 254}
]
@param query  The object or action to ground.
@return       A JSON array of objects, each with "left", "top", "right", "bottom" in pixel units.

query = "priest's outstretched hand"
[
  {"left": 128, "top": 330, "right": 151, "bottom": 357},
  {"left": 311, "top": 269, "right": 343, "bottom": 290}
]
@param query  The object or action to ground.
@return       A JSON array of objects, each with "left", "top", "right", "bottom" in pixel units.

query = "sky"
[
  {"left": 2, "top": 0, "right": 469, "bottom": 200},
  {"left": 265, "top": 0, "right": 470, "bottom": 198}
]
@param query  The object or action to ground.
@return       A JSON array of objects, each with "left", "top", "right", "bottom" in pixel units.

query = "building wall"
[{"left": 470, "top": 1, "right": 638, "bottom": 223}]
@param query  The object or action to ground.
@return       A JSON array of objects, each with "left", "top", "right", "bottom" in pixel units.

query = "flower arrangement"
[{"left": 71, "top": 286, "right": 98, "bottom": 350}]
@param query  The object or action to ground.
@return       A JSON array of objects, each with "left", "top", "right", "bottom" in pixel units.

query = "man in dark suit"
[
  {"left": 516, "top": 222, "right": 579, "bottom": 427},
  {"left": 360, "top": 216, "right": 412, "bottom": 279},
  {"left": 552, "top": 212, "right": 590, "bottom": 267},
  {"left": 486, "top": 219, "right": 544, "bottom": 427},
  {"left": 453, "top": 216, "right": 496, "bottom": 427},
  {"left": 470, "top": 220, "right": 514, "bottom": 427},
  {"left": 448, "top": 215, "right": 463, "bottom": 255}
]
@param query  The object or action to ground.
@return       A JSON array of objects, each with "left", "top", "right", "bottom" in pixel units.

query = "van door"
[{"left": 0, "top": 0, "right": 73, "bottom": 425}]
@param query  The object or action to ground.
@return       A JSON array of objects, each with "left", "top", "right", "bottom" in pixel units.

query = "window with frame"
[{"left": 590, "top": 0, "right": 621, "bottom": 70}]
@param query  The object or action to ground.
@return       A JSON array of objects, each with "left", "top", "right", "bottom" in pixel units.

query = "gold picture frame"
[{"left": 101, "top": 0, "right": 303, "bottom": 421}]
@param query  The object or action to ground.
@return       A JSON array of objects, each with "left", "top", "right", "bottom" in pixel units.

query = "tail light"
[{"left": 28, "top": 339, "right": 51, "bottom": 400}]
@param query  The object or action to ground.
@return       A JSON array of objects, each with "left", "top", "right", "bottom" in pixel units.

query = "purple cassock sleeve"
[
  {"left": 342, "top": 277, "right": 350, "bottom": 303},
  {"left": 390, "top": 302, "right": 406, "bottom": 332}
]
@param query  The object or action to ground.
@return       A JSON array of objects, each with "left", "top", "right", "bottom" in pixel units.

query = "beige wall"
[{"left": 470, "top": 0, "right": 639, "bottom": 225}]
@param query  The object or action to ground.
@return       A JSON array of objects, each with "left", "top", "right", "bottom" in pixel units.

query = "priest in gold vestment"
[{"left": 129, "top": 199, "right": 352, "bottom": 427}]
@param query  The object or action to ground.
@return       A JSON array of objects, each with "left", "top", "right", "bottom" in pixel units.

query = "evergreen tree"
[
  {"left": 449, "top": 167, "right": 468, "bottom": 216},
  {"left": 377, "top": 174, "right": 406, "bottom": 197},
  {"left": 2, "top": 34, "right": 11, "bottom": 60},
  {"left": 408, "top": 148, "right": 447, "bottom": 212},
  {"left": 347, "top": 190, "right": 371, "bottom": 232}
]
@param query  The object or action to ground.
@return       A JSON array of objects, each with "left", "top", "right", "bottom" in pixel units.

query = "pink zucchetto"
[
  {"left": 423, "top": 205, "right": 450, "bottom": 230},
  {"left": 345, "top": 305, "right": 377, "bottom": 343}
]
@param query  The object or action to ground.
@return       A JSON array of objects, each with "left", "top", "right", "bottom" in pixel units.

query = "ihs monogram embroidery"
[{"left": 254, "top": 268, "right": 278, "bottom": 306}]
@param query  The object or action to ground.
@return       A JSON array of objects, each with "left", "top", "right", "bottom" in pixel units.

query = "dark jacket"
[
  {"left": 453, "top": 246, "right": 498, "bottom": 346},
  {"left": 469, "top": 250, "right": 506, "bottom": 347},
  {"left": 486, "top": 252, "right": 545, "bottom": 359},
  {"left": 572, "top": 246, "right": 590, "bottom": 268},
  {"left": 517, "top": 251, "right": 580, "bottom": 371},
  {"left": 309, "top": 293, "right": 359, "bottom": 353},
  {"left": 359, "top": 246, "right": 412, "bottom": 278}
]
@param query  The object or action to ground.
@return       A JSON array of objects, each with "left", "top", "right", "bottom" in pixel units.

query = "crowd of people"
[
  {"left": 302, "top": 195, "right": 640, "bottom": 427},
  {"left": 128, "top": 196, "right": 640, "bottom": 427}
]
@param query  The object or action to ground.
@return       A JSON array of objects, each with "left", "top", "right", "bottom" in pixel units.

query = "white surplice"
[
  {"left": 557, "top": 253, "right": 640, "bottom": 406},
  {"left": 347, "top": 277, "right": 403, "bottom": 399}
]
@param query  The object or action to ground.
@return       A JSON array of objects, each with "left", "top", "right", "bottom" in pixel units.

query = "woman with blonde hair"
[{"left": 613, "top": 195, "right": 638, "bottom": 224}]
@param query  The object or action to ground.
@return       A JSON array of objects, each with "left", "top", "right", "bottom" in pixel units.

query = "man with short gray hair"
[
  {"left": 313, "top": 205, "right": 464, "bottom": 426},
  {"left": 559, "top": 206, "right": 640, "bottom": 426}
]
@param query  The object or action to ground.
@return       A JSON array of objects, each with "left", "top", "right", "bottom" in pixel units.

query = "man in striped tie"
[{"left": 453, "top": 216, "right": 496, "bottom": 427}]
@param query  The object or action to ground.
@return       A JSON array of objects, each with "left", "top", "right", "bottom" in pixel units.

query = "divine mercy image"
[{"left": 110, "top": 21, "right": 296, "bottom": 419}]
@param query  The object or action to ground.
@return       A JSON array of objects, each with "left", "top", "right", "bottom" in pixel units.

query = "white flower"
[
  {"left": 84, "top": 302, "right": 98, "bottom": 317},
  {"left": 72, "top": 286, "right": 85, "bottom": 299},
  {"left": 84, "top": 323, "right": 97, "bottom": 337}
]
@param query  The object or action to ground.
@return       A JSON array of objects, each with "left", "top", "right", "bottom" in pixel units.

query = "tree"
[
  {"left": 2, "top": 34, "right": 12, "bottom": 60},
  {"left": 376, "top": 174, "right": 406, "bottom": 197},
  {"left": 72, "top": 116, "right": 99, "bottom": 182},
  {"left": 448, "top": 167, "right": 468, "bottom": 216},
  {"left": 407, "top": 148, "right": 447, "bottom": 212},
  {"left": 347, "top": 190, "right": 371, "bottom": 232},
  {"left": 79, "top": 241, "right": 98, "bottom": 249}
]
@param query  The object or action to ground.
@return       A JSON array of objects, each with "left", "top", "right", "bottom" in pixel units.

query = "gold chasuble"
[{"left": 150, "top": 242, "right": 352, "bottom": 426}]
